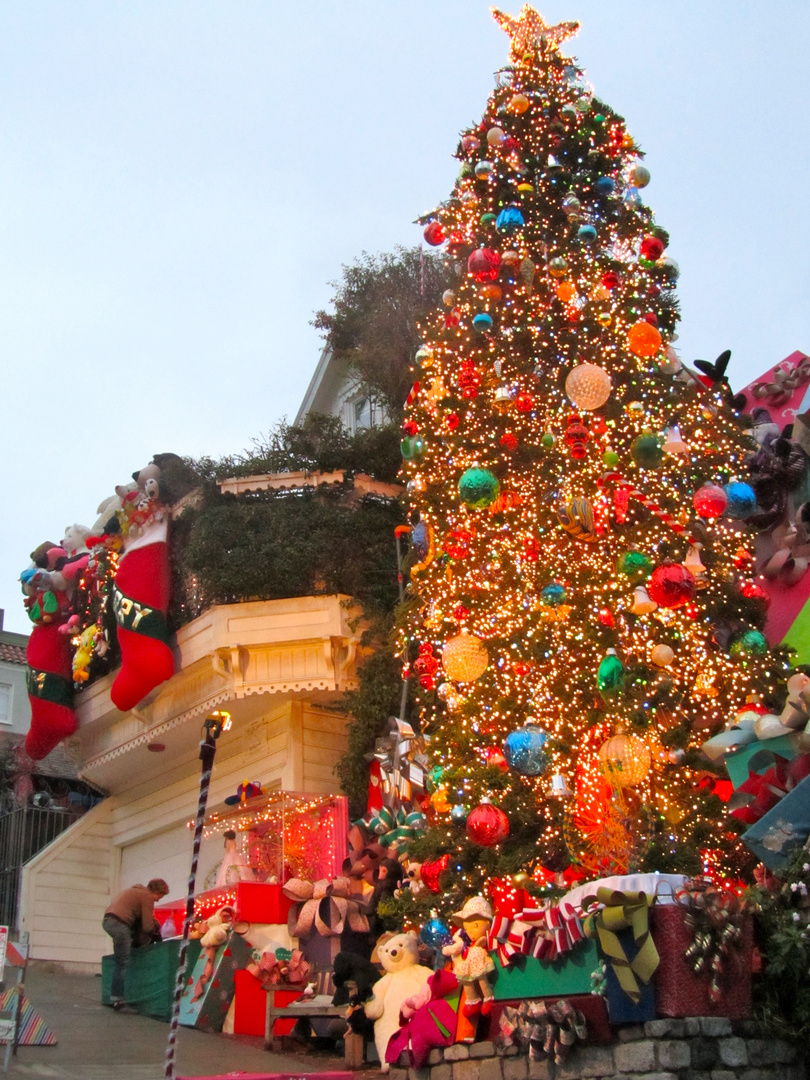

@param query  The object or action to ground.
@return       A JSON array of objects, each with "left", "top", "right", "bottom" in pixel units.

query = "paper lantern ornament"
[
  {"left": 647, "top": 563, "right": 696, "bottom": 608},
  {"left": 565, "top": 363, "right": 612, "bottom": 411},
  {"left": 597, "top": 733, "right": 652, "bottom": 788},
  {"left": 458, "top": 467, "right": 500, "bottom": 508},
  {"left": 503, "top": 723, "right": 550, "bottom": 777},
  {"left": 442, "top": 633, "right": 489, "bottom": 682},
  {"left": 466, "top": 798, "right": 509, "bottom": 846}
]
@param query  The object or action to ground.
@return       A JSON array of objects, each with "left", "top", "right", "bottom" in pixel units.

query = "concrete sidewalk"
[{"left": 6, "top": 966, "right": 352, "bottom": 1080}]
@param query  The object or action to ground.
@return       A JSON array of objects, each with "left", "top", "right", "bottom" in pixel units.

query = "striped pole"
[{"left": 164, "top": 725, "right": 219, "bottom": 1079}]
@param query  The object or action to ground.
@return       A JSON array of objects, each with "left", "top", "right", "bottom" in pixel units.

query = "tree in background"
[
  {"left": 397, "top": 7, "right": 788, "bottom": 910},
  {"left": 314, "top": 247, "right": 451, "bottom": 422}
]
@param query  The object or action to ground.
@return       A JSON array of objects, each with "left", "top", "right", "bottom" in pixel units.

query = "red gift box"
[
  {"left": 653, "top": 904, "right": 752, "bottom": 1019},
  {"left": 233, "top": 969, "right": 268, "bottom": 1036},
  {"left": 236, "top": 882, "right": 294, "bottom": 924}
]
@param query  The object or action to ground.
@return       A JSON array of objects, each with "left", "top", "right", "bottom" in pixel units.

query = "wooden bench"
[{"left": 264, "top": 985, "right": 365, "bottom": 1068}]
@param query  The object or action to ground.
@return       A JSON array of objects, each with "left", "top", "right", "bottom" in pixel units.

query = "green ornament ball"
[
  {"left": 541, "top": 431, "right": 555, "bottom": 448},
  {"left": 729, "top": 629, "right": 768, "bottom": 657},
  {"left": 631, "top": 433, "right": 664, "bottom": 469},
  {"left": 480, "top": 212, "right": 497, "bottom": 230},
  {"left": 616, "top": 550, "right": 653, "bottom": 581},
  {"left": 458, "top": 467, "right": 500, "bottom": 508},
  {"left": 597, "top": 648, "right": 625, "bottom": 699},
  {"left": 602, "top": 449, "right": 619, "bottom": 468}
]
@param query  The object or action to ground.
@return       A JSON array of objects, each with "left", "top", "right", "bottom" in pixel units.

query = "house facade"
[{"left": 0, "top": 611, "right": 31, "bottom": 741}]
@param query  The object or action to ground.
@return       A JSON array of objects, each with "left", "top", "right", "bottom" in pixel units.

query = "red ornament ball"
[
  {"left": 643, "top": 312, "right": 659, "bottom": 326},
  {"left": 466, "top": 798, "right": 509, "bottom": 846},
  {"left": 693, "top": 483, "right": 728, "bottom": 519},
  {"left": 500, "top": 431, "right": 518, "bottom": 451},
  {"left": 515, "top": 391, "right": 534, "bottom": 413},
  {"left": 640, "top": 235, "right": 665, "bottom": 261},
  {"left": 740, "top": 581, "right": 770, "bottom": 606},
  {"left": 601, "top": 271, "right": 621, "bottom": 290},
  {"left": 647, "top": 563, "right": 696, "bottom": 609},
  {"left": 483, "top": 746, "right": 509, "bottom": 771},
  {"left": 423, "top": 221, "right": 445, "bottom": 246},
  {"left": 446, "top": 412, "right": 460, "bottom": 431},
  {"left": 467, "top": 247, "right": 501, "bottom": 282}
]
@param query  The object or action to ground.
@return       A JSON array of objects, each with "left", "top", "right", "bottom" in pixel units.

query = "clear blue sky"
[{"left": 2, "top": 1, "right": 809, "bottom": 633}]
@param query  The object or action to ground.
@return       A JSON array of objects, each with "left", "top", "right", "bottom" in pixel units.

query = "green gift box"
[
  {"left": 102, "top": 939, "right": 201, "bottom": 1021},
  {"left": 726, "top": 734, "right": 799, "bottom": 790},
  {"left": 491, "top": 937, "right": 599, "bottom": 1000}
]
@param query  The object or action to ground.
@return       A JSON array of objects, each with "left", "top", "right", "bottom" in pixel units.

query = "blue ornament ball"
[
  {"left": 577, "top": 224, "right": 597, "bottom": 243},
  {"left": 472, "top": 313, "right": 493, "bottom": 331},
  {"left": 420, "top": 914, "right": 453, "bottom": 951},
  {"left": 594, "top": 176, "right": 615, "bottom": 195},
  {"left": 450, "top": 803, "right": 469, "bottom": 825},
  {"left": 495, "top": 205, "right": 525, "bottom": 234},
  {"left": 504, "top": 723, "right": 551, "bottom": 777},
  {"left": 458, "top": 467, "right": 500, "bottom": 509},
  {"left": 541, "top": 582, "right": 568, "bottom": 607},
  {"left": 723, "top": 482, "right": 757, "bottom": 520}
]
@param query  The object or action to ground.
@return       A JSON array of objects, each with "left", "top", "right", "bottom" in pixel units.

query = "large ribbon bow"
[
  {"left": 751, "top": 356, "right": 810, "bottom": 406},
  {"left": 368, "top": 805, "right": 427, "bottom": 848},
  {"left": 282, "top": 876, "right": 370, "bottom": 938},
  {"left": 581, "top": 888, "right": 659, "bottom": 1003}
]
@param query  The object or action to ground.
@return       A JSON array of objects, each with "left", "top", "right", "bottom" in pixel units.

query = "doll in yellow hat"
[{"left": 441, "top": 895, "right": 495, "bottom": 1017}]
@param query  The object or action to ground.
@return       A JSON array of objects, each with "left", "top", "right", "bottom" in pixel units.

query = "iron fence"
[{"left": 0, "top": 805, "right": 81, "bottom": 930}]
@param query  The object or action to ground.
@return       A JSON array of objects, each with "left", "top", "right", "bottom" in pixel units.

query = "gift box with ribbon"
[
  {"left": 725, "top": 733, "right": 800, "bottom": 789},
  {"left": 743, "top": 772, "right": 810, "bottom": 870},
  {"left": 489, "top": 938, "right": 600, "bottom": 1001},
  {"left": 729, "top": 750, "right": 810, "bottom": 825},
  {"left": 653, "top": 886, "right": 752, "bottom": 1019},
  {"left": 581, "top": 887, "right": 658, "bottom": 1024}
]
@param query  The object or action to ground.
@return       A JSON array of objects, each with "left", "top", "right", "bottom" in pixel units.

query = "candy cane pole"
[
  {"left": 164, "top": 712, "right": 228, "bottom": 1079},
  {"left": 597, "top": 471, "right": 698, "bottom": 544}
]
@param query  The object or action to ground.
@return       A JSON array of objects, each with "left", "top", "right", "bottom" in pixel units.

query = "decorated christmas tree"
[{"left": 398, "top": 6, "right": 790, "bottom": 910}]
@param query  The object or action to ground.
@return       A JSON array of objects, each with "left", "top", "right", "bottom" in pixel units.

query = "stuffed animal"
[
  {"left": 442, "top": 895, "right": 495, "bottom": 1019},
  {"left": 395, "top": 860, "right": 423, "bottom": 898},
  {"left": 189, "top": 905, "right": 235, "bottom": 1003},
  {"left": 385, "top": 968, "right": 460, "bottom": 1069},
  {"left": 332, "top": 950, "right": 381, "bottom": 1007},
  {"left": 363, "top": 932, "right": 431, "bottom": 1071}
]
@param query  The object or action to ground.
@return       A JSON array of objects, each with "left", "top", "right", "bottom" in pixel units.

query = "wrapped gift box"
[
  {"left": 491, "top": 937, "right": 599, "bottom": 1001},
  {"left": 653, "top": 903, "right": 752, "bottom": 1019},
  {"left": 236, "top": 883, "right": 294, "bottom": 925},
  {"left": 102, "top": 939, "right": 201, "bottom": 1020},
  {"left": 602, "top": 928, "right": 656, "bottom": 1024},
  {"left": 178, "top": 932, "right": 252, "bottom": 1031},
  {"left": 743, "top": 772, "right": 810, "bottom": 870},
  {"left": 725, "top": 734, "right": 799, "bottom": 790}
]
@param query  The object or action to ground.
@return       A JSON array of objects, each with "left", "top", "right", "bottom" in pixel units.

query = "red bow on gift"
[{"left": 729, "top": 751, "right": 810, "bottom": 825}]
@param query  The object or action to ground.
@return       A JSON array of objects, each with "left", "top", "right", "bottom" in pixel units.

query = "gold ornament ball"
[
  {"left": 508, "top": 93, "right": 530, "bottom": 114},
  {"left": 565, "top": 363, "right": 612, "bottom": 411},
  {"left": 442, "top": 289, "right": 456, "bottom": 308},
  {"left": 597, "top": 733, "right": 652, "bottom": 788},
  {"left": 512, "top": 872, "right": 531, "bottom": 888},
  {"left": 598, "top": 312, "right": 612, "bottom": 327},
  {"left": 651, "top": 643, "right": 674, "bottom": 667},
  {"left": 442, "top": 632, "right": 489, "bottom": 683}
]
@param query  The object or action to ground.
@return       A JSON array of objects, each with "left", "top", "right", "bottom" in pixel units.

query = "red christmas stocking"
[
  {"left": 111, "top": 536, "right": 174, "bottom": 711},
  {"left": 25, "top": 623, "right": 77, "bottom": 760}
]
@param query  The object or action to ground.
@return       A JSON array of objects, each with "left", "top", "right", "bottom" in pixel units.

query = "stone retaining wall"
[{"left": 389, "top": 1017, "right": 806, "bottom": 1080}]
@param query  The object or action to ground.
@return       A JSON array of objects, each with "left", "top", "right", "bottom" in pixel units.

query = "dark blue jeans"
[{"left": 102, "top": 914, "right": 131, "bottom": 1001}]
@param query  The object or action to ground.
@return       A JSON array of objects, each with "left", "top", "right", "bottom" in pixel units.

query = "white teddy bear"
[{"left": 363, "top": 932, "right": 431, "bottom": 1071}]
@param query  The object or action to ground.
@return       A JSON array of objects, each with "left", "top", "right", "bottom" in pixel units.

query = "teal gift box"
[
  {"left": 743, "top": 773, "right": 810, "bottom": 871},
  {"left": 102, "top": 939, "right": 201, "bottom": 1020},
  {"left": 179, "top": 932, "right": 252, "bottom": 1031},
  {"left": 491, "top": 937, "right": 599, "bottom": 1000},
  {"left": 725, "top": 734, "right": 799, "bottom": 790}
]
